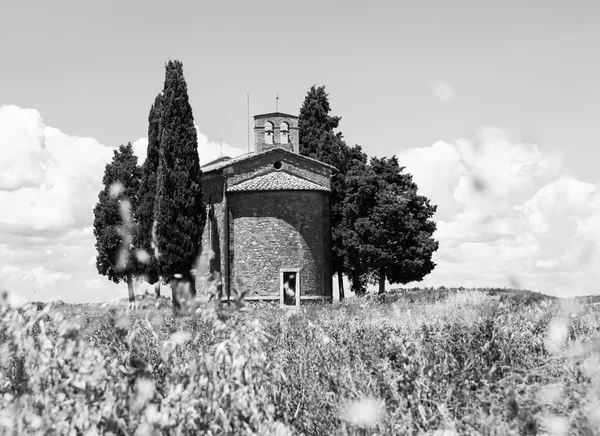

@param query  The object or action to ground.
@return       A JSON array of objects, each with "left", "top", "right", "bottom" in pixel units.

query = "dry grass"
[{"left": 1, "top": 289, "right": 600, "bottom": 435}]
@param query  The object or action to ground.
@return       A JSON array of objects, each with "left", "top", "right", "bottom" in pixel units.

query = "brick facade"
[
  {"left": 228, "top": 191, "right": 331, "bottom": 298},
  {"left": 200, "top": 111, "right": 333, "bottom": 304}
]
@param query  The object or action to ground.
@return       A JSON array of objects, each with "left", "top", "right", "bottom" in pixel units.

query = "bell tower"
[{"left": 253, "top": 112, "right": 299, "bottom": 154}]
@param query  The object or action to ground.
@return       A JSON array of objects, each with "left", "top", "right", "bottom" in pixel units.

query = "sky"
[{"left": 1, "top": 0, "right": 600, "bottom": 302}]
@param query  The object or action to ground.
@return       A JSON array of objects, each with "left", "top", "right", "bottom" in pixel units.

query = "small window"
[
  {"left": 273, "top": 161, "right": 282, "bottom": 170},
  {"left": 280, "top": 122, "right": 289, "bottom": 144},
  {"left": 264, "top": 121, "right": 274, "bottom": 145}
]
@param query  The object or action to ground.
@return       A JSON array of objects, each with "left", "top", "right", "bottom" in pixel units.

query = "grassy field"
[{"left": 1, "top": 289, "right": 600, "bottom": 435}]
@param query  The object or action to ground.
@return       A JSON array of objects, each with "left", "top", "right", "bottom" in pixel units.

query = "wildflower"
[
  {"left": 136, "top": 249, "right": 151, "bottom": 264},
  {"left": 83, "top": 425, "right": 100, "bottom": 436},
  {"left": 144, "top": 404, "right": 161, "bottom": 424},
  {"left": 539, "top": 413, "right": 569, "bottom": 436},
  {"left": 6, "top": 292, "right": 26, "bottom": 307},
  {"left": 133, "top": 379, "right": 155, "bottom": 412},
  {"left": 340, "top": 398, "right": 385, "bottom": 428},
  {"left": 134, "top": 423, "right": 152, "bottom": 436},
  {"left": 270, "top": 421, "right": 293, "bottom": 436},
  {"left": 546, "top": 319, "right": 568, "bottom": 353},
  {"left": 170, "top": 331, "right": 191, "bottom": 346},
  {"left": 109, "top": 181, "right": 124, "bottom": 198}
]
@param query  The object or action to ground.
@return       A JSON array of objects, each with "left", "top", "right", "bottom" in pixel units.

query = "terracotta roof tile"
[{"left": 227, "top": 171, "right": 329, "bottom": 193}]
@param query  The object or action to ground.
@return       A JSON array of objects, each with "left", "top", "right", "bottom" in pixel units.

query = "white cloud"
[
  {"left": 0, "top": 106, "right": 51, "bottom": 191},
  {"left": 82, "top": 277, "right": 106, "bottom": 290},
  {"left": 399, "top": 128, "right": 600, "bottom": 297},
  {"left": 0, "top": 108, "right": 114, "bottom": 232},
  {"left": 432, "top": 80, "right": 456, "bottom": 104},
  {"left": 536, "top": 259, "right": 557, "bottom": 269},
  {"left": 0, "top": 105, "right": 243, "bottom": 303},
  {"left": 398, "top": 141, "right": 465, "bottom": 220},
  {"left": 1, "top": 264, "right": 72, "bottom": 295}
]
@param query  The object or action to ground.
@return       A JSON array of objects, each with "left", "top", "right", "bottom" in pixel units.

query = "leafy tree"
[
  {"left": 93, "top": 143, "right": 141, "bottom": 302},
  {"left": 344, "top": 156, "right": 439, "bottom": 294},
  {"left": 154, "top": 60, "right": 205, "bottom": 305},
  {"left": 299, "top": 85, "right": 367, "bottom": 299},
  {"left": 134, "top": 93, "right": 162, "bottom": 295}
]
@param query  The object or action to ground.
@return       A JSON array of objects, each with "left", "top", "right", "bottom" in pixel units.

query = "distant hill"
[
  {"left": 381, "top": 286, "right": 557, "bottom": 304},
  {"left": 575, "top": 294, "right": 600, "bottom": 304}
]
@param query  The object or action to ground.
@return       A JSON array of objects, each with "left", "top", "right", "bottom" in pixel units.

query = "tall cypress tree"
[
  {"left": 299, "top": 85, "right": 367, "bottom": 299},
  {"left": 154, "top": 60, "right": 204, "bottom": 303},
  {"left": 299, "top": 85, "right": 342, "bottom": 160},
  {"left": 93, "top": 143, "right": 141, "bottom": 302},
  {"left": 134, "top": 94, "right": 162, "bottom": 294}
]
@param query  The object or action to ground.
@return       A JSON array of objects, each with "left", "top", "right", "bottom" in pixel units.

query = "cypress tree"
[
  {"left": 299, "top": 85, "right": 342, "bottom": 160},
  {"left": 134, "top": 94, "right": 162, "bottom": 295},
  {"left": 154, "top": 60, "right": 204, "bottom": 304},
  {"left": 299, "top": 85, "right": 367, "bottom": 299},
  {"left": 93, "top": 143, "right": 141, "bottom": 302}
]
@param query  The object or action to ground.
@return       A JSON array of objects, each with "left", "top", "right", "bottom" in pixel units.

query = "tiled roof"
[
  {"left": 253, "top": 111, "right": 299, "bottom": 119},
  {"left": 201, "top": 152, "right": 254, "bottom": 173},
  {"left": 200, "top": 148, "right": 336, "bottom": 173},
  {"left": 227, "top": 171, "right": 330, "bottom": 192}
]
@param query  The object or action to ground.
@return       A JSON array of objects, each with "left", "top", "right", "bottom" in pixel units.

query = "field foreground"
[{"left": 1, "top": 290, "right": 600, "bottom": 435}]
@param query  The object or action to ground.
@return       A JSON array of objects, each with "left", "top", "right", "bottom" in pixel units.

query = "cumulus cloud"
[
  {"left": 398, "top": 141, "right": 465, "bottom": 221},
  {"left": 0, "top": 106, "right": 51, "bottom": 191},
  {"left": 1, "top": 265, "right": 72, "bottom": 295},
  {"left": 82, "top": 277, "right": 108, "bottom": 290},
  {"left": 432, "top": 80, "right": 456, "bottom": 104},
  {"left": 0, "top": 105, "right": 243, "bottom": 303},
  {"left": 0, "top": 108, "right": 114, "bottom": 233},
  {"left": 0, "top": 106, "right": 116, "bottom": 302},
  {"left": 399, "top": 128, "right": 600, "bottom": 297}
]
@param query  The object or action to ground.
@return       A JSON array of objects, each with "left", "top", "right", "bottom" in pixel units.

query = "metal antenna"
[
  {"left": 276, "top": 94, "right": 279, "bottom": 112},
  {"left": 247, "top": 93, "right": 250, "bottom": 153}
]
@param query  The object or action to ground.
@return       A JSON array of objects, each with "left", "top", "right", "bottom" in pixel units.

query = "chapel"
[{"left": 200, "top": 112, "right": 334, "bottom": 306}]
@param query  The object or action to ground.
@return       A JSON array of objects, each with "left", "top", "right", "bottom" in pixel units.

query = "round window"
[{"left": 273, "top": 161, "right": 282, "bottom": 170}]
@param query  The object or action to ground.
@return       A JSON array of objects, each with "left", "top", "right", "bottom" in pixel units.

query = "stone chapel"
[{"left": 200, "top": 112, "right": 334, "bottom": 306}]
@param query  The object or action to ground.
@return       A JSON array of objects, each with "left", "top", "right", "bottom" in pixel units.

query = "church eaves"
[{"left": 227, "top": 171, "right": 330, "bottom": 193}]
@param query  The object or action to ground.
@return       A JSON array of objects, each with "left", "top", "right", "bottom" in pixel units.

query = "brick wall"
[
  {"left": 254, "top": 114, "right": 299, "bottom": 154},
  {"left": 228, "top": 190, "right": 332, "bottom": 298}
]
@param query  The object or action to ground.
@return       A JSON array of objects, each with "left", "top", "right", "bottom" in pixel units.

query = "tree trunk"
[
  {"left": 186, "top": 271, "right": 196, "bottom": 300},
  {"left": 127, "top": 273, "right": 135, "bottom": 303},
  {"left": 378, "top": 268, "right": 386, "bottom": 295},
  {"left": 154, "top": 280, "right": 160, "bottom": 298},
  {"left": 337, "top": 269, "right": 345, "bottom": 301},
  {"left": 171, "top": 277, "right": 181, "bottom": 310}
]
